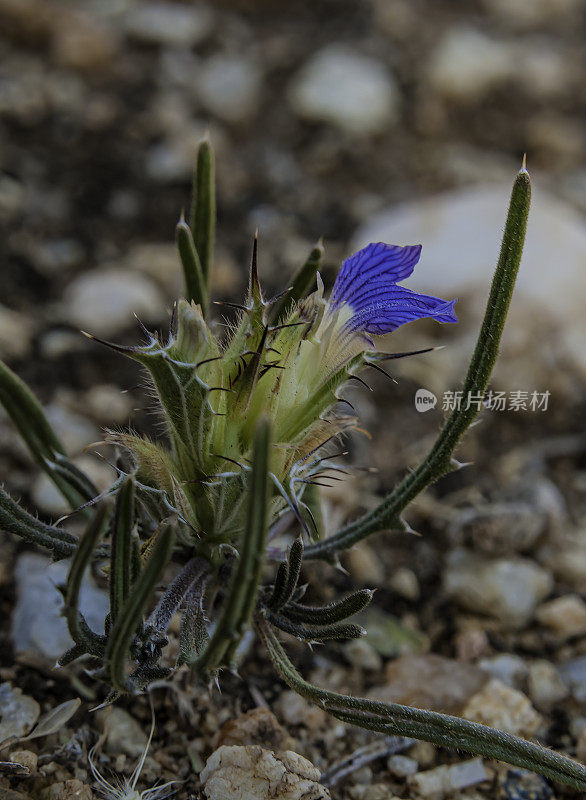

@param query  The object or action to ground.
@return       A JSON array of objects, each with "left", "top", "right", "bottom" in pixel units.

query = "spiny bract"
[{"left": 96, "top": 240, "right": 456, "bottom": 558}]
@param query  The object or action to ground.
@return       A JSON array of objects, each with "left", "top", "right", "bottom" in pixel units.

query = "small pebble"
[
  {"left": 0, "top": 683, "right": 40, "bottom": 744},
  {"left": 64, "top": 268, "right": 164, "bottom": 337},
  {"left": 217, "top": 708, "right": 294, "bottom": 751},
  {"left": 502, "top": 768, "right": 552, "bottom": 800},
  {"left": 387, "top": 754, "right": 418, "bottom": 778},
  {"left": 389, "top": 567, "right": 420, "bottom": 600},
  {"left": 102, "top": 707, "right": 148, "bottom": 759},
  {"left": 527, "top": 659, "right": 568, "bottom": 708},
  {"left": 289, "top": 45, "right": 400, "bottom": 136},
  {"left": 536, "top": 594, "right": 586, "bottom": 639},
  {"left": 124, "top": 3, "right": 212, "bottom": 47},
  {"left": 343, "top": 639, "right": 383, "bottom": 672},
  {"left": 274, "top": 691, "right": 326, "bottom": 731},
  {"left": 10, "top": 749, "right": 38, "bottom": 773},
  {"left": 409, "top": 758, "right": 489, "bottom": 799},
  {"left": 198, "top": 54, "right": 262, "bottom": 124},
  {"left": 462, "top": 678, "right": 541, "bottom": 737},
  {"left": 478, "top": 653, "right": 528, "bottom": 688}
]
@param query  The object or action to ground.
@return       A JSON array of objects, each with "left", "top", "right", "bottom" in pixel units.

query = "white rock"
[
  {"left": 427, "top": 27, "right": 513, "bottom": 100},
  {"left": 527, "top": 660, "right": 568, "bottom": 708},
  {"left": 12, "top": 553, "right": 109, "bottom": 660},
  {"left": 409, "top": 758, "right": 489, "bottom": 799},
  {"left": 0, "top": 305, "right": 34, "bottom": 359},
  {"left": 443, "top": 548, "right": 552, "bottom": 629},
  {"left": 289, "top": 45, "right": 400, "bottom": 136},
  {"left": 462, "top": 679, "right": 541, "bottom": 737},
  {"left": 124, "top": 3, "right": 212, "bottom": 47},
  {"left": 201, "top": 745, "right": 330, "bottom": 800},
  {"left": 536, "top": 594, "right": 586, "bottom": 639},
  {"left": 352, "top": 181, "right": 586, "bottom": 371},
  {"left": 64, "top": 268, "right": 164, "bottom": 336},
  {"left": 198, "top": 54, "right": 262, "bottom": 124}
]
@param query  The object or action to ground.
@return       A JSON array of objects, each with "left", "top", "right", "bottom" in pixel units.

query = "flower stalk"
[{"left": 305, "top": 164, "right": 531, "bottom": 560}]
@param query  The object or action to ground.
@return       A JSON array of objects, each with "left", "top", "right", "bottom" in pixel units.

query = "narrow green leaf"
[
  {"left": 176, "top": 217, "right": 208, "bottom": 312},
  {"left": 266, "top": 611, "right": 364, "bottom": 641},
  {"left": 258, "top": 617, "right": 586, "bottom": 792},
  {"left": 177, "top": 576, "right": 209, "bottom": 667},
  {"left": 110, "top": 477, "right": 135, "bottom": 624},
  {"left": 281, "top": 589, "right": 374, "bottom": 625},
  {"left": 268, "top": 536, "right": 303, "bottom": 611},
  {"left": 47, "top": 453, "right": 99, "bottom": 503},
  {"left": 195, "top": 417, "right": 271, "bottom": 674},
  {"left": 270, "top": 241, "right": 323, "bottom": 324},
  {"left": 300, "top": 482, "right": 324, "bottom": 542},
  {"left": 306, "top": 166, "right": 532, "bottom": 560},
  {"left": 105, "top": 522, "right": 174, "bottom": 692},
  {"left": 63, "top": 504, "right": 109, "bottom": 655},
  {"left": 189, "top": 137, "right": 215, "bottom": 293},
  {"left": 0, "top": 360, "right": 84, "bottom": 507},
  {"left": 0, "top": 486, "right": 76, "bottom": 559},
  {"left": 267, "top": 561, "right": 289, "bottom": 611}
]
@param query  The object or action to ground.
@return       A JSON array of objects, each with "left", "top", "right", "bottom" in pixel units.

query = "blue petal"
[
  {"left": 330, "top": 242, "right": 422, "bottom": 310},
  {"left": 343, "top": 288, "right": 457, "bottom": 336}
]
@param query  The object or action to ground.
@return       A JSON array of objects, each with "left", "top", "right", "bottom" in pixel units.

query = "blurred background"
[
  {"left": 3, "top": 4, "right": 586, "bottom": 791},
  {"left": 1, "top": 0, "right": 586, "bottom": 518}
]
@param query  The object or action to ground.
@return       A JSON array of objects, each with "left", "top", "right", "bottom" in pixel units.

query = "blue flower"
[{"left": 328, "top": 242, "right": 457, "bottom": 337}]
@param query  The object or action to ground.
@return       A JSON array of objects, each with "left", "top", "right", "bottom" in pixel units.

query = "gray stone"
[
  {"left": 43, "top": 403, "right": 99, "bottom": 456},
  {"left": 527, "top": 660, "right": 568, "bottom": 708},
  {"left": 102, "top": 708, "right": 148, "bottom": 759},
  {"left": 427, "top": 27, "right": 513, "bottom": 100},
  {"left": 559, "top": 656, "right": 586, "bottom": 702},
  {"left": 0, "top": 306, "right": 35, "bottom": 359},
  {"left": 443, "top": 548, "right": 553, "bottom": 628},
  {"left": 64, "top": 268, "right": 164, "bottom": 336},
  {"left": 343, "top": 639, "right": 383, "bottom": 671},
  {"left": 0, "top": 684, "right": 40, "bottom": 746},
  {"left": 289, "top": 45, "right": 400, "bottom": 136},
  {"left": 12, "top": 553, "right": 109, "bottom": 660},
  {"left": 462, "top": 679, "right": 541, "bottom": 737},
  {"left": 370, "top": 654, "right": 487, "bottom": 714},
  {"left": 198, "top": 54, "right": 262, "bottom": 124},
  {"left": 536, "top": 594, "right": 586, "bottom": 639},
  {"left": 547, "top": 539, "right": 586, "bottom": 589},
  {"left": 124, "top": 3, "right": 212, "bottom": 47},
  {"left": 387, "top": 754, "right": 418, "bottom": 778}
]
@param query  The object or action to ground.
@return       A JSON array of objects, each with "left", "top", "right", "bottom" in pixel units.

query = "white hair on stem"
[{"left": 88, "top": 703, "right": 179, "bottom": 800}]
